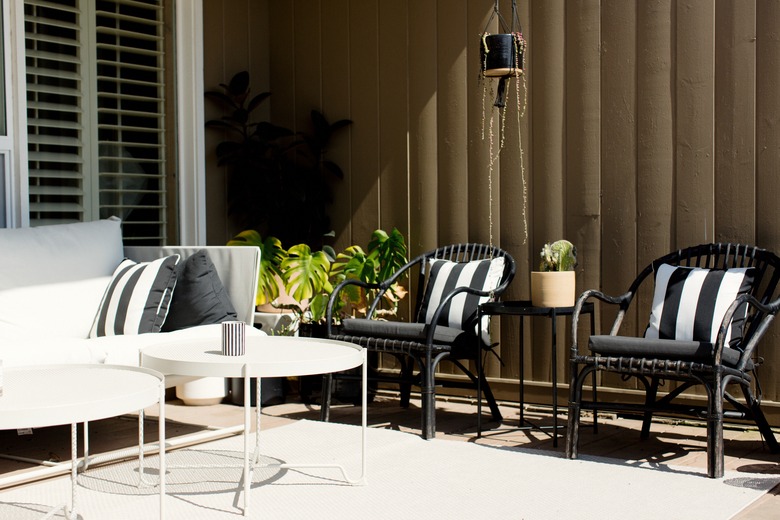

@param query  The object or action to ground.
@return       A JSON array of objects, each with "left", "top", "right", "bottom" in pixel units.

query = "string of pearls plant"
[{"left": 480, "top": 31, "right": 528, "bottom": 247}]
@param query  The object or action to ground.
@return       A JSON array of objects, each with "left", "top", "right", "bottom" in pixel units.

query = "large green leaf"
[
  {"left": 227, "top": 231, "right": 286, "bottom": 305},
  {"left": 281, "top": 244, "right": 332, "bottom": 303},
  {"left": 369, "top": 228, "right": 408, "bottom": 281}
]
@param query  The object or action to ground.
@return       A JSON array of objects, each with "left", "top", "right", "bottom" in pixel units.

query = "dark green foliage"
[{"left": 206, "top": 71, "right": 352, "bottom": 249}]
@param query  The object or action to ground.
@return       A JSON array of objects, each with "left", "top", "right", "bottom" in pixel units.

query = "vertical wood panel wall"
[{"left": 203, "top": 0, "right": 780, "bottom": 419}]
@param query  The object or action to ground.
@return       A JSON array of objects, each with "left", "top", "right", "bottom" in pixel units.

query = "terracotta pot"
[
  {"left": 256, "top": 274, "right": 301, "bottom": 313},
  {"left": 530, "top": 271, "right": 576, "bottom": 308}
]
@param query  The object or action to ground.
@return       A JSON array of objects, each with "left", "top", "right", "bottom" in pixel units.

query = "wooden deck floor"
[{"left": 1, "top": 392, "right": 778, "bottom": 518}]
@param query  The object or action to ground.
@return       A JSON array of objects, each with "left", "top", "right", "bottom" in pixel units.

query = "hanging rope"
[{"left": 481, "top": 0, "right": 528, "bottom": 248}]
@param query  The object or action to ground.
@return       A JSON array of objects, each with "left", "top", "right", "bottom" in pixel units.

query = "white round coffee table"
[
  {"left": 0, "top": 364, "right": 166, "bottom": 520},
  {"left": 140, "top": 335, "right": 367, "bottom": 517}
]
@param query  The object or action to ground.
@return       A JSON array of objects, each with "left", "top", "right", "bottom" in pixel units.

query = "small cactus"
[{"left": 539, "top": 240, "right": 577, "bottom": 272}]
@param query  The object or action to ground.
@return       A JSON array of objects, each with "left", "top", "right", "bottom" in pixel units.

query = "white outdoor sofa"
[{"left": 0, "top": 217, "right": 262, "bottom": 403}]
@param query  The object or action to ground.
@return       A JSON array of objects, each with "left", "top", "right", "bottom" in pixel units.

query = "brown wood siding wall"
[{"left": 203, "top": 0, "right": 780, "bottom": 420}]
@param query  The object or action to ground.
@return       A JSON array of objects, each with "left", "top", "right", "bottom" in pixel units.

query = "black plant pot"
[
  {"left": 229, "top": 376, "right": 286, "bottom": 407},
  {"left": 297, "top": 322, "right": 376, "bottom": 405},
  {"left": 481, "top": 33, "right": 524, "bottom": 78}
]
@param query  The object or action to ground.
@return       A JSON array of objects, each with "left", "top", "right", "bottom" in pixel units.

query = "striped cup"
[{"left": 221, "top": 321, "right": 246, "bottom": 356}]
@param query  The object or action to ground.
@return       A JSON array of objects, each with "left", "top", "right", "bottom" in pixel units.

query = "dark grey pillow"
[{"left": 162, "top": 249, "right": 238, "bottom": 331}]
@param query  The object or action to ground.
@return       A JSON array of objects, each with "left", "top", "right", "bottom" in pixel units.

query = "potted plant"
[
  {"left": 226, "top": 229, "right": 298, "bottom": 312},
  {"left": 478, "top": 1, "right": 529, "bottom": 245},
  {"left": 206, "top": 70, "right": 352, "bottom": 249},
  {"left": 228, "top": 227, "right": 409, "bottom": 329},
  {"left": 530, "top": 239, "right": 578, "bottom": 307},
  {"left": 276, "top": 228, "right": 408, "bottom": 404},
  {"left": 282, "top": 228, "right": 409, "bottom": 332}
]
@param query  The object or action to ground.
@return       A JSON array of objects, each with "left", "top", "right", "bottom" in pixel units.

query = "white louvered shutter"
[{"left": 24, "top": 0, "right": 170, "bottom": 244}]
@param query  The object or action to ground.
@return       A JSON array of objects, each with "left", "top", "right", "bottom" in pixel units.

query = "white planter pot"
[
  {"left": 176, "top": 377, "right": 227, "bottom": 406},
  {"left": 530, "top": 271, "right": 576, "bottom": 308}
]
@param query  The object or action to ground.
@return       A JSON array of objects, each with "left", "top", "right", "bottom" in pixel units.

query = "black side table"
[{"left": 479, "top": 300, "right": 595, "bottom": 447}]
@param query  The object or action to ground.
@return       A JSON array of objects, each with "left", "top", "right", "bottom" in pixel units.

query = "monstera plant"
[{"left": 228, "top": 228, "right": 409, "bottom": 326}]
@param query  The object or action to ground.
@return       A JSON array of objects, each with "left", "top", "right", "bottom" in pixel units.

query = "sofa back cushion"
[{"left": 0, "top": 218, "right": 124, "bottom": 290}]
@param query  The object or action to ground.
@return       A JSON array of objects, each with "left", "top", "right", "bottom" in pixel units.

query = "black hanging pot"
[
  {"left": 481, "top": 33, "right": 524, "bottom": 78},
  {"left": 481, "top": 32, "right": 525, "bottom": 107}
]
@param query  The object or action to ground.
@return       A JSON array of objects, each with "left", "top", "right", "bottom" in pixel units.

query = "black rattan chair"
[
  {"left": 324, "top": 243, "right": 516, "bottom": 439},
  {"left": 566, "top": 243, "right": 780, "bottom": 478}
]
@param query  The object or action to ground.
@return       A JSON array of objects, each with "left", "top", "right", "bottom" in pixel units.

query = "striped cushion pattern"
[
  {"left": 90, "top": 255, "right": 180, "bottom": 337},
  {"left": 644, "top": 263, "right": 756, "bottom": 346},
  {"left": 419, "top": 257, "right": 505, "bottom": 344}
]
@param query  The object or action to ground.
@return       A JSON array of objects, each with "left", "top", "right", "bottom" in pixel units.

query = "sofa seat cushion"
[
  {"left": 0, "top": 323, "right": 266, "bottom": 369},
  {"left": 0, "top": 277, "right": 111, "bottom": 339},
  {"left": 340, "top": 318, "right": 478, "bottom": 357},
  {"left": 589, "top": 335, "right": 750, "bottom": 369}
]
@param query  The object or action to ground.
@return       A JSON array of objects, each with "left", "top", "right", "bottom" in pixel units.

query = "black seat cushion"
[
  {"left": 589, "top": 335, "right": 751, "bottom": 369},
  {"left": 340, "top": 318, "right": 479, "bottom": 357}
]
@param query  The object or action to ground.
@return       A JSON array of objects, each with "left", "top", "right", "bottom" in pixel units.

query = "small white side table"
[
  {"left": 0, "top": 364, "right": 166, "bottom": 520},
  {"left": 141, "top": 335, "right": 366, "bottom": 517}
]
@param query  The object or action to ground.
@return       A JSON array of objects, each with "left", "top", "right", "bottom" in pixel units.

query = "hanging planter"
[
  {"left": 481, "top": 31, "right": 526, "bottom": 108},
  {"left": 480, "top": 1, "right": 527, "bottom": 108},
  {"left": 481, "top": 32, "right": 525, "bottom": 78},
  {"left": 479, "top": 0, "right": 529, "bottom": 245}
]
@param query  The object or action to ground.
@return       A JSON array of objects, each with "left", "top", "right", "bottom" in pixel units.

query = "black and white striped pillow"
[
  {"left": 90, "top": 255, "right": 180, "bottom": 337},
  {"left": 644, "top": 263, "right": 756, "bottom": 346},
  {"left": 418, "top": 257, "right": 505, "bottom": 345}
]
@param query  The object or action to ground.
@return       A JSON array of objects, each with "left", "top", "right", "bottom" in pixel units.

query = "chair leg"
[
  {"left": 706, "top": 378, "right": 725, "bottom": 479},
  {"left": 741, "top": 384, "right": 780, "bottom": 453},
  {"left": 420, "top": 356, "right": 437, "bottom": 440},
  {"left": 566, "top": 364, "right": 587, "bottom": 460},
  {"left": 320, "top": 373, "right": 333, "bottom": 422},
  {"left": 450, "top": 358, "right": 503, "bottom": 422},
  {"left": 640, "top": 377, "right": 660, "bottom": 440},
  {"left": 399, "top": 356, "right": 414, "bottom": 409}
]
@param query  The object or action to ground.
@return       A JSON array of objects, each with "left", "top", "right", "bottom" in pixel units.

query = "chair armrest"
[
  {"left": 570, "top": 288, "right": 633, "bottom": 356},
  {"left": 718, "top": 293, "right": 780, "bottom": 370},
  {"left": 326, "top": 278, "right": 381, "bottom": 335}
]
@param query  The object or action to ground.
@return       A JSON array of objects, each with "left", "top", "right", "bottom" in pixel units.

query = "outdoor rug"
[{"left": 0, "top": 419, "right": 778, "bottom": 519}]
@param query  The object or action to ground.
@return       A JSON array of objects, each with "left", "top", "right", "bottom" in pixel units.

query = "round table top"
[
  {"left": 0, "top": 364, "right": 164, "bottom": 430},
  {"left": 140, "top": 335, "right": 364, "bottom": 378}
]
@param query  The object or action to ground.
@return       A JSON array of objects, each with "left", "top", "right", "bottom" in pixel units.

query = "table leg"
[
  {"left": 359, "top": 348, "right": 367, "bottom": 483},
  {"left": 158, "top": 382, "right": 166, "bottom": 520},
  {"left": 138, "top": 410, "right": 145, "bottom": 484},
  {"left": 243, "top": 370, "right": 250, "bottom": 516},
  {"left": 83, "top": 421, "right": 90, "bottom": 471},
  {"left": 255, "top": 377, "right": 262, "bottom": 462},
  {"left": 477, "top": 309, "right": 483, "bottom": 437},
  {"left": 68, "top": 422, "right": 77, "bottom": 520},
  {"left": 551, "top": 309, "right": 558, "bottom": 448},
  {"left": 519, "top": 316, "right": 525, "bottom": 425}
]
